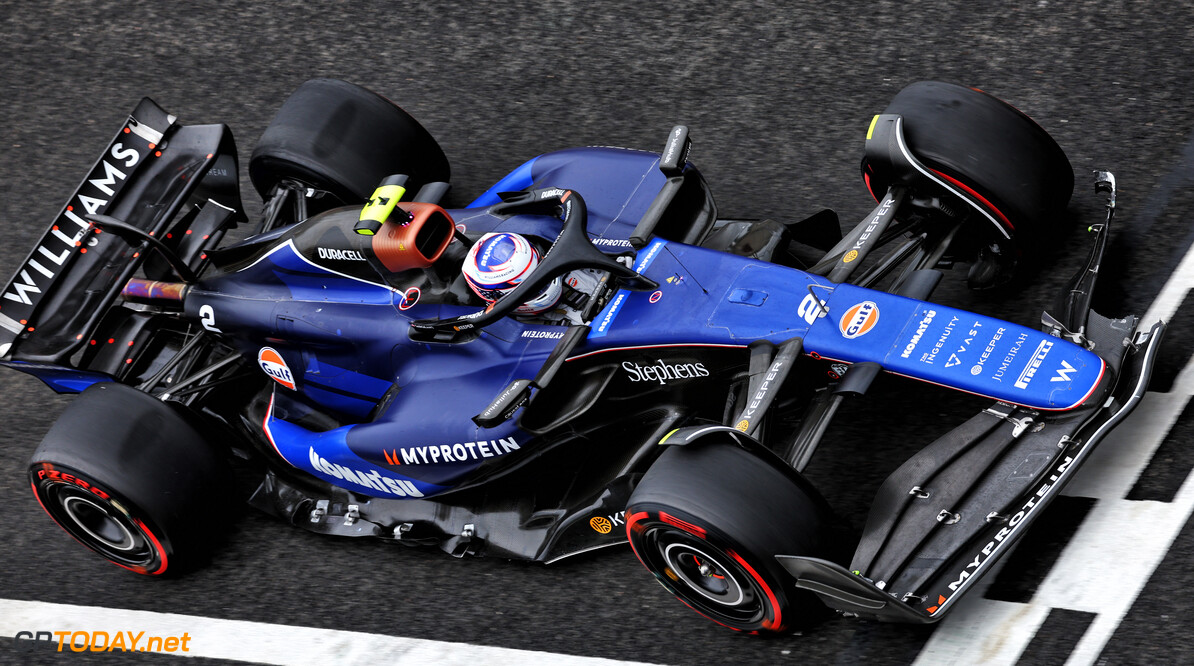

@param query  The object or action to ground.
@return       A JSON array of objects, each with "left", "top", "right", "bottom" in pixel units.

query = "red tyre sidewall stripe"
[
  {"left": 728, "top": 549, "right": 783, "bottom": 631},
  {"left": 30, "top": 470, "right": 168, "bottom": 576},
  {"left": 134, "top": 519, "right": 169, "bottom": 575},
  {"left": 930, "top": 168, "right": 1015, "bottom": 231},
  {"left": 659, "top": 511, "right": 707, "bottom": 538},
  {"left": 628, "top": 510, "right": 748, "bottom": 634},
  {"left": 864, "top": 170, "right": 879, "bottom": 203},
  {"left": 627, "top": 509, "right": 772, "bottom": 634},
  {"left": 626, "top": 510, "right": 648, "bottom": 567}
]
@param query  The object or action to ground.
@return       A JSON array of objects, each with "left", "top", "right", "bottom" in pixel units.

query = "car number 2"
[
  {"left": 798, "top": 293, "right": 827, "bottom": 325},
  {"left": 200, "top": 304, "right": 221, "bottom": 332}
]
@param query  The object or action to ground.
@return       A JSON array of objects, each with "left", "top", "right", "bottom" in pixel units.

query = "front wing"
[{"left": 777, "top": 317, "right": 1163, "bottom": 622}]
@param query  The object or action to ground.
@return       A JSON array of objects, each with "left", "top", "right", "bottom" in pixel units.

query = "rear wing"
[{"left": 0, "top": 97, "right": 243, "bottom": 370}]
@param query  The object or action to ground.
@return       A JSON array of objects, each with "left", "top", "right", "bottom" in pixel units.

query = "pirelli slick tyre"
[
  {"left": 249, "top": 78, "right": 450, "bottom": 210},
  {"left": 865, "top": 81, "right": 1073, "bottom": 247},
  {"left": 28, "top": 383, "right": 232, "bottom": 575},
  {"left": 626, "top": 439, "right": 843, "bottom": 634}
]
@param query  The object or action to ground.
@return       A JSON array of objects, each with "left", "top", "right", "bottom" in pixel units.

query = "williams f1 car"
[{"left": 4, "top": 79, "right": 1162, "bottom": 634}]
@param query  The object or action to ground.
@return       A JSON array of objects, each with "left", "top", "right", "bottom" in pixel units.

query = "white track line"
[
  {"left": 914, "top": 241, "right": 1194, "bottom": 666},
  {"left": 1141, "top": 233, "right": 1194, "bottom": 328},
  {"left": 0, "top": 598, "right": 658, "bottom": 665}
]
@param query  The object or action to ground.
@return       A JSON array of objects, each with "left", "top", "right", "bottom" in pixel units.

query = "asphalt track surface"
[{"left": 2, "top": 1, "right": 1194, "bottom": 664}]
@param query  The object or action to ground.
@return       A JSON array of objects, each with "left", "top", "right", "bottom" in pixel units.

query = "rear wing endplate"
[{"left": 0, "top": 97, "right": 242, "bottom": 367}]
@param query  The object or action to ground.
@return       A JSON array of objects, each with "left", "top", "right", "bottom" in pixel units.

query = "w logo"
[{"left": 1052, "top": 360, "right": 1076, "bottom": 383}]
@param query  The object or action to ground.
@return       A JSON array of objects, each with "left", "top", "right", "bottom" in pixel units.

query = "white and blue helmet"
[{"left": 463, "top": 232, "right": 562, "bottom": 315}]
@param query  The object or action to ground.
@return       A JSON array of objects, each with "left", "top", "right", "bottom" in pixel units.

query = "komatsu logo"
[
  {"left": 900, "top": 310, "right": 936, "bottom": 358},
  {"left": 308, "top": 447, "right": 424, "bottom": 497},
  {"left": 3, "top": 141, "right": 142, "bottom": 307},
  {"left": 596, "top": 293, "right": 625, "bottom": 332}
]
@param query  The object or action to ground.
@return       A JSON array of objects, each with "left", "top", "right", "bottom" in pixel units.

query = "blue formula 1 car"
[{"left": 4, "top": 79, "right": 1162, "bottom": 634}]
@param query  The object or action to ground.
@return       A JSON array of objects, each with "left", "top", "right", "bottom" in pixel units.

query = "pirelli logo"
[{"left": 1014, "top": 340, "right": 1054, "bottom": 389}]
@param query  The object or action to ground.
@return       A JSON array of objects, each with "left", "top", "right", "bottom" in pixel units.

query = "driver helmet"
[{"left": 463, "top": 232, "right": 562, "bottom": 315}]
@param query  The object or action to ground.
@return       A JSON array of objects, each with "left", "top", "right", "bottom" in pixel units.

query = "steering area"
[{"left": 409, "top": 187, "right": 657, "bottom": 339}]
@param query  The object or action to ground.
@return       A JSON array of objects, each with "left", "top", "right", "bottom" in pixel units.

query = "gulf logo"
[
  {"left": 839, "top": 301, "right": 880, "bottom": 339},
  {"left": 258, "top": 347, "right": 295, "bottom": 390}
]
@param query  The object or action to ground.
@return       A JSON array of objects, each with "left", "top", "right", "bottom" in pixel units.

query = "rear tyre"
[
  {"left": 865, "top": 81, "right": 1073, "bottom": 250},
  {"left": 626, "top": 439, "right": 845, "bottom": 634},
  {"left": 29, "top": 383, "right": 232, "bottom": 575},
  {"left": 249, "top": 78, "right": 450, "bottom": 211}
]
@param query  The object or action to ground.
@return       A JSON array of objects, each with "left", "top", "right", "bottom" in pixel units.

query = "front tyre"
[
  {"left": 626, "top": 439, "right": 845, "bottom": 634},
  {"left": 869, "top": 81, "right": 1073, "bottom": 240}
]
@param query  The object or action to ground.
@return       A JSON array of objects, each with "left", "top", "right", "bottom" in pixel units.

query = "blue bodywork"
[{"left": 170, "top": 146, "right": 1105, "bottom": 502}]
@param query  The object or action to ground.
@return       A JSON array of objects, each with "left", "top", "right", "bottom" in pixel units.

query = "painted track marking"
[{"left": 0, "top": 598, "right": 660, "bottom": 665}]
